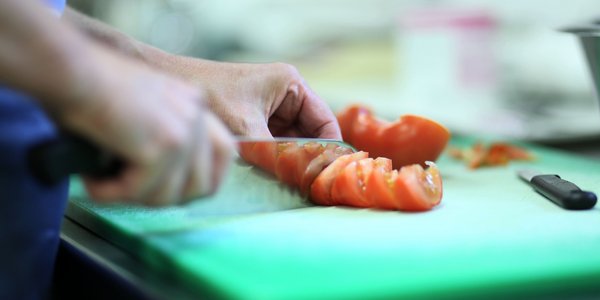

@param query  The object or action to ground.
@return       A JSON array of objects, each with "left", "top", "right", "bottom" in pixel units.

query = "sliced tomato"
[
  {"left": 292, "top": 142, "right": 326, "bottom": 193},
  {"left": 391, "top": 162, "right": 443, "bottom": 211},
  {"left": 248, "top": 141, "right": 278, "bottom": 173},
  {"left": 331, "top": 158, "right": 371, "bottom": 208},
  {"left": 365, "top": 165, "right": 397, "bottom": 210},
  {"left": 275, "top": 142, "right": 301, "bottom": 187},
  {"left": 336, "top": 105, "right": 450, "bottom": 168},
  {"left": 238, "top": 142, "right": 257, "bottom": 166},
  {"left": 310, "top": 151, "right": 368, "bottom": 206},
  {"left": 300, "top": 144, "right": 353, "bottom": 196},
  {"left": 331, "top": 157, "right": 393, "bottom": 208}
]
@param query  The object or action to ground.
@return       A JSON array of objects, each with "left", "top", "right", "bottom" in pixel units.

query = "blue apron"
[{"left": 0, "top": 1, "right": 68, "bottom": 299}]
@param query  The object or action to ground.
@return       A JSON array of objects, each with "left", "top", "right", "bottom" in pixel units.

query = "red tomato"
[
  {"left": 365, "top": 165, "right": 396, "bottom": 210},
  {"left": 238, "top": 142, "right": 257, "bottom": 167},
  {"left": 310, "top": 151, "right": 368, "bottom": 206},
  {"left": 331, "top": 158, "right": 372, "bottom": 207},
  {"left": 247, "top": 141, "right": 278, "bottom": 174},
  {"left": 331, "top": 157, "right": 393, "bottom": 208},
  {"left": 293, "top": 142, "right": 326, "bottom": 193},
  {"left": 300, "top": 144, "right": 353, "bottom": 196},
  {"left": 337, "top": 105, "right": 450, "bottom": 168},
  {"left": 275, "top": 143, "right": 301, "bottom": 187},
  {"left": 391, "top": 162, "right": 442, "bottom": 211}
]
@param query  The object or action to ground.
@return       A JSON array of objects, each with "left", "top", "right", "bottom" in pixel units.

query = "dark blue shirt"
[{"left": 0, "top": 1, "right": 69, "bottom": 299}]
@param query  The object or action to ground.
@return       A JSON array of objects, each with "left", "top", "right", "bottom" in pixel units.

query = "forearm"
[
  {"left": 62, "top": 8, "right": 219, "bottom": 79},
  {"left": 0, "top": 1, "right": 99, "bottom": 111},
  {"left": 63, "top": 7, "right": 170, "bottom": 64}
]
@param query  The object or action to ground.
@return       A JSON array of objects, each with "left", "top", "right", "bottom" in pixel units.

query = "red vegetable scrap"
[{"left": 448, "top": 142, "right": 535, "bottom": 169}]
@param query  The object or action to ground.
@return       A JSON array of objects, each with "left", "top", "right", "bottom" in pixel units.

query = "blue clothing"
[{"left": 0, "top": 1, "right": 68, "bottom": 299}]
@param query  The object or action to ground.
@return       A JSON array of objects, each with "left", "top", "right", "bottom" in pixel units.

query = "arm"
[
  {"left": 0, "top": 1, "right": 94, "bottom": 110},
  {"left": 63, "top": 6, "right": 342, "bottom": 140},
  {"left": 63, "top": 7, "right": 167, "bottom": 64},
  {"left": 0, "top": 0, "right": 233, "bottom": 205}
]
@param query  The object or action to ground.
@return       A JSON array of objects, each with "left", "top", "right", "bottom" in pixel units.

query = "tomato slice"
[
  {"left": 293, "top": 142, "right": 326, "bottom": 193},
  {"left": 391, "top": 162, "right": 443, "bottom": 211},
  {"left": 365, "top": 165, "right": 397, "bottom": 210},
  {"left": 310, "top": 151, "right": 368, "bottom": 206},
  {"left": 336, "top": 105, "right": 450, "bottom": 168},
  {"left": 249, "top": 141, "right": 278, "bottom": 173},
  {"left": 300, "top": 144, "right": 353, "bottom": 196},
  {"left": 238, "top": 142, "right": 257, "bottom": 166},
  {"left": 331, "top": 158, "right": 371, "bottom": 207},
  {"left": 275, "top": 143, "right": 301, "bottom": 187}
]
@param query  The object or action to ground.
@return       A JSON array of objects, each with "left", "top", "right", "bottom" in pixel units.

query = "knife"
[
  {"left": 517, "top": 169, "right": 597, "bottom": 210},
  {"left": 28, "top": 133, "right": 355, "bottom": 185}
]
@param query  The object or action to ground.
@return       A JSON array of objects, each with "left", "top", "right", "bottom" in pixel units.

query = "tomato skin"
[
  {"left": 366, "top": 168, "right": 397, "bottom": 210},
  {"left": 331, "top": 158, "right": 372, "bottom": 207},
  {"left": 392, "top": 162, "right": 443, "bottom": 211},
  {"left": 300, "top": 144, "right": 352, "bottom": 196},
  {"left": 337, "top": 105, "right": 451, "bottom": 168},
  {"left": 250, "top": 142, "right": 278, "bottom": 173},
  {"left": 310, "top": 151, "right": 368, "bottom": 206},
  {"left": 275, "top": 143, "right": 301, "bottom": 187}
]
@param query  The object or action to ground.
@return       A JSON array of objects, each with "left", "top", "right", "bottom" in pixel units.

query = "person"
[{"left": 0, "top": 0, "right": 341, "bottom": 299}]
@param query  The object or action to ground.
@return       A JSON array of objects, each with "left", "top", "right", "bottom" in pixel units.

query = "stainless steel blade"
[
  {"left": 517, "top": 169, "right": 540, "bottom": 182},
  {"left": 234, "top": 136, "right": 357, "bottom": 152}
]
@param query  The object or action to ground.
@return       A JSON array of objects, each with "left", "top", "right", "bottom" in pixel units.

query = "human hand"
[
  {"left": 157, "top": 58, "right": 342, "bottom": 140},
  {"left": 48, "top": 46, "right": 235, "bottom": 206}
]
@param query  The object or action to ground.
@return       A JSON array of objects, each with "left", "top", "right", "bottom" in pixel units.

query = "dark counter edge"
[{"left": 52, "top": 216, "right": 199, "bottom": 300}]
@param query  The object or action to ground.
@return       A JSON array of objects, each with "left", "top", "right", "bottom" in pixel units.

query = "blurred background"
[{"left": 69, "top": 0, "right": 600, "bottom": 144}]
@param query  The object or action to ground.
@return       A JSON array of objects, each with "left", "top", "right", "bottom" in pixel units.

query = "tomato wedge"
[
  {"left": 365, "top": 163, "right": 396, "bottom": 210},
  {"left": 331, "top": 157, "right": 393, "bottom": 208},
  {"left": 337, "top": 105, "right": 451, "bottom": 168},
  {"left": 392, "top": 162, "right": 442, "bottom": 211},
  {"left": 300, "top": 144, "right": 353, "bottom": 196},
  {"left": 274, "top": 142, "right": 301, "bottom": 187},
  {"left": 310, "top": 151, "right": 368, "bottom": 206}
]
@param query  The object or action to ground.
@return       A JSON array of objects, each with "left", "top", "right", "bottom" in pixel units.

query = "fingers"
[
  {"left": 268, "top": 67, "right": 342, "bottom": 140},
  {"left": 179, "top": 110, "right": 235, "bottom": 203},
  {"left": 83, "top": 82, "right": 234, "bottom": 206},
  {"left": 297, "top": 87, "right": 342, "bottom": 140}
]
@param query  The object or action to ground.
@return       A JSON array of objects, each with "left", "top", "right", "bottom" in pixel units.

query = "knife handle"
[
  {"left": 530, "top": 175, "right": 597, "bottom": 210},
  {"left": 28, "top": 133, "right": 124, "bottom": 185}
]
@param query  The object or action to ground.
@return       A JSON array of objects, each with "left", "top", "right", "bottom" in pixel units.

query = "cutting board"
[{"left": 66, "top": 136, "right": 600, "bottom": 299}]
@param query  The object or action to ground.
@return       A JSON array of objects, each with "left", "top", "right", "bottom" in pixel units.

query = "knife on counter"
[
  {"left": 517, "top": 169, "right": 597, "bottom": 210},
  {"left": 28, "top": 133, "right": 355, "bottom": 185}
]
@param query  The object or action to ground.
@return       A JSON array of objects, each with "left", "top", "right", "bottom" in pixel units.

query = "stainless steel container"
[{"left": 562, "top": 23, "right": 600, "bottom": 103}]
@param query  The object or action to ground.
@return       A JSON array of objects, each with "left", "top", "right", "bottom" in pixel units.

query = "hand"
[
  {"left": 50, "top": 45, "right": 235, "bottom": 206},
  {"left": 158, "top": 58, "right": 342, "bottom": 140}
]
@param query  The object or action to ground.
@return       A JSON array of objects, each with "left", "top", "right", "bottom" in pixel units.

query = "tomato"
[
  {"left": 248, "top": 141, "right": 278, "bottom": 173},
  {"left": 293, "top": 142, "right": 326, "bottom": 193},
  {"left": 365, "top": 163, "right": 396, "bottom": 210},
  {"left": 300, "top": 144, "right": 353, "bottom": 196},
  {"left": 331, "top": 158, "right": 372, "bottom": 207},
  {"left": 310, "top": 151, "right": 368, "bottom": 206},
  {"left": 331, "top": 157, "right": 393, "bottom": 208},
  {"left": 275, "top": 143, "right": 301, "bottom": 187},
  {"left": 391, "top": 162, "right": 442, "bottom": 211},
  {"left": 238, "top": 142, "right": 257, "bottom": 167},
  {"left": 337, "top": 105, "right": 450, "bottom": 168}
]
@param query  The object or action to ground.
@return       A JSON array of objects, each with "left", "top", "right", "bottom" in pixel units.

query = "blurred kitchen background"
[{"left": 69, "top": 0, "right": 600, "bottom": 146}]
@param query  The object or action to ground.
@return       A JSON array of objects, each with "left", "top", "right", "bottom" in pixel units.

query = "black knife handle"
[
  {"left": 531, "top": 175, "right": 597, "bottom": 210},
  {"left": 28, "top": 134, "right": 124, "bottom": 185}
]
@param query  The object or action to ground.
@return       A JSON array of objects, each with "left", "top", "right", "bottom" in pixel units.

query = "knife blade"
[
  {"left": 28, "top": 133, "right": 355, "bottom": 185},
  {"left": 517, "top": 169, "right": 597, "bottom": 210}
]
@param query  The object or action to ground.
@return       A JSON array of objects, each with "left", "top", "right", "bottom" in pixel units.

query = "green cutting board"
[{"left": 67, "top": 136, "right": 600, "bottom": 299}]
